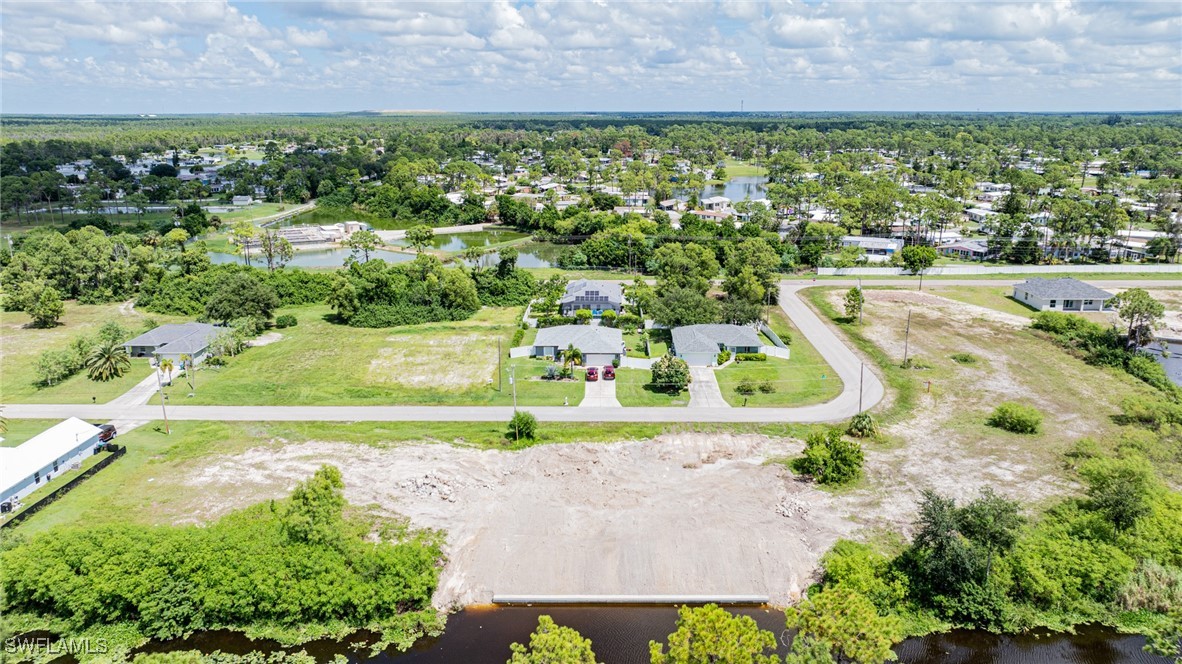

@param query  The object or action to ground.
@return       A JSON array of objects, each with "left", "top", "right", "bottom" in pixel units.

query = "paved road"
[
  {"left": 687, "top": 367, "right": 728, "bottom": 408},
  {"left": 9, "top": 277, "right": 1154, "bottom": 425}
]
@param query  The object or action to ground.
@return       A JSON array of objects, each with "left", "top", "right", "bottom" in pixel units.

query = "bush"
[
  {"left": 986, "top": 402, "right": 1043, "bottom": 434},
  {"left": 537, "top": 315, "right": 576, "bottom": 328},
  {"left": 274, "top": 314, "right": 298, "bottom": 329},
  {"left": 611, "top": 357, "right": 620, "bottom": 368},
  {"left": 793, "top": 428, "right": 865, "bottom": 486},
  {"left": 651, "top": 354, "right": 690, "bottom": 393},
  {"left": 544, "top": 364, "right": 558, "bottom": 380},
  {"left": 600, "top": 309, "right": 617, "bottom": 327},
  {"left": 951, "top": 352, "right": 977, "bottom": 364},
  {"left": 1116, "top": 559, "right": 1182, "bottom": 612},
  {"left": 574, "top": 309, "right": 592, "bottom": 324},
  {"left": 716, "top": 349, "right": 732, "bottom": 365},
  {"left": 736, "top": 379, "right": 757, "bottom": 396},
  {"left": 847, "top": 412, "right": 879, "bottom": 438},
  {"left": 511, "top": 327, "right": 525, "bottom": 347},
  {"left": 617, "top": 312, "right": 641, "bottom": 330},
  {"left": 507, "top": 410, "right": 538, "bottom": 441},
  {"left": 735, "top": 352, "right": 766, "bottom": 362},
  {"left": 758, "top": 380, "right": 775, "bottom": 394}
]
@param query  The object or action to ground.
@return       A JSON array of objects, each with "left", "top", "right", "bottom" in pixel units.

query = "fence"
[
  {"left": 759, "top": 322, "right": 789, "bottom": 348},
  {"left": 817, "top": 264, "right": 1182, "bottom": 276},
  {"left": 0, "top": 445, "right": 126, "bottom": 530}
]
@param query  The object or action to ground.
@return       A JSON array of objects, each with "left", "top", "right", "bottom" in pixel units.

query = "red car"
[
  {"left": 99, "top": 424, "right": 117, "bottom": 442},
  {"left": 602, "top": 366, "right": 615, "bottom": 380},
  {"left": 585, "top": 366, "right": 599, "bottom": 381}
]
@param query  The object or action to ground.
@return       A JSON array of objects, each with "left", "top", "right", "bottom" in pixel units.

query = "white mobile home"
[{"left": 0, "top": 418, "right": 104, "bottom": 507}]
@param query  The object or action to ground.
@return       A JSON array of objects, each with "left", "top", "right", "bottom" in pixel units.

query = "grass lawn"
[
  {"left": 721, "top": 159, "right": 768, "bottom": 178},
  {"left": 815, "top": 271, "right": 1182, "bottom": 281},
  {"left": 165, "top": 305, "right": 583, "bottom": 406},
  {"left": 925, "top": 285, "right": 1038, "bottom": 318},
  {"left": 1, "top": 419, "right": 67, "bottom": 447},
  {"left": 623, "top": 329, "right": 670, "bottom": 358},
  {"left": 215, "top": 202, "right": 291, "bottom": 224},
  {"left": 1, "top": 449, "right": 113, "bottom": 526},
  {"left": 615, "top": 368, "right": 688, "bottom": 407},
  {"left": 1, "top": 302, "right": 185, "bottom": 404},
  {"left": 716, "top": 356, "right": 843, "bottom": 407}
]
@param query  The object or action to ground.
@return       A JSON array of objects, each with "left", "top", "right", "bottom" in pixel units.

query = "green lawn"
[
  {"left": 719, "top": 159, "right": 768, "bottom": 179},
  {"left": 623, "top": 329, "right": 670, "bottom": 358},
  {"left": 615, "top": 368, "right": 688, "bottom": 407},
  {"left": 1, "top": 420, "right": 67, "bottom": 447},
  {"left": 164, "top": 305, "right": 583, "bottom": 406},
  {"left": 1, "top": 302, "right": 185, "bottom": 404},
  {"left": 1, "top": 449, "right": 113, "bottom": 526},
  {"left": 215, "top": 202, "right": 291, "bottom": 223},
  {"left": 926, "top": 285, "right": 1038, "bottom": 318},
  {"left": 711, "top": 305, "right": 843, "bottom": 407}
]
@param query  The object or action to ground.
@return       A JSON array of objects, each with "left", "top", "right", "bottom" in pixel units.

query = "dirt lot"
[
  {"left": 368, "top": 332, "right": 497, "bottom": 389},
  {"left": 185, "top": 433, "right": 865, "bottom": 609}
]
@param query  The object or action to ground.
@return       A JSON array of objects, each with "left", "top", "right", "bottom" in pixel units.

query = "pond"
[
  {"left": 692, "top": 175, "right": 769, "bottom": 203},
  {"left": 209, "top": 248, "right": 415, "bottom": 268},
  {"left": 1146, "top": 341, "right": 1182, "bottom": 387},
  {"left": 388, "top": 229, "right": 529, "bottom": 252},
  {"left": 132, "top": 607, "right": 1167, "bottom": 664}
]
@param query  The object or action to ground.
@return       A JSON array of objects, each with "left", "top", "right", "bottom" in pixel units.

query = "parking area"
[
  {"left": 580, "top": 373, "right": 622, "bottom": 407},
  {"left": 687, "top": 367, "right": 728, "bottom": 408}
]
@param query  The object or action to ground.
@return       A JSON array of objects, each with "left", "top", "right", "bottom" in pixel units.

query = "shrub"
[
  {"left": 793, "top": 428, "right": 865, "bottom": 486},
  {"left": 758, "top": 380, "right": 775, "bottom": 394},
  {"left": 847, "top": 412, "right": 879, "bottom": 438},
  {"left": 204, "top": 355, "right": 228, "bottom": 367},
  {"left": 716, "top": 349, "right": 732, "bottom": 365},
  {"left": 611, "top": 357, "right": 620, "bottom": 368},
  {"left": 511, "top": 327, "right": 525, "bottom": 347},
  {"left": 951, "top": 352, "right": 977, "bottom": 364},
  {"left": 735, "top": 352, "right": 767, "bottom": 362},
  {"left": 600, "top": 309, "right": 617, "bottom": 327},
  {"left": 617, "top": 312, "right": 641, "bottom": 330},
  {"left": 507, "top": 411, "right": 538, "bottom": 441},
  {"left": 537, "top": 315, "right": 576, "bottom": 328},
  {"left": 544, "top": 364, "right": 558, "bottom": 380},
  {"left": 274, "top": 314, "right": 298, "bottom": 329},
  {"left": 574, "top": 309, "right": 592, "bottom": 324},
  {"left": 986, "top": 402, "right": 1043, "bottom": 434},
  {"left": 651, "top": 354, "right": 691, "bottom": 393},
  {"left": 1116, "top": 559, "right": 1182, "bottom": 612},
  {"left": 736, "top": 379, "right": 757, "bottom": 396}
]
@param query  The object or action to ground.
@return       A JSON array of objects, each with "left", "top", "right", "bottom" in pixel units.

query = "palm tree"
[
  {"left": 85, "top": 341, "right": 131, "bottom": 381},
  {"left": 561, "top": 344, "right": 583, "bottom": 371},
  {"left": 180, "top": 353, "right": 195, "bottom": 391},
  {"left": 158, "top": 357, "right": 175, "bottom": 385}
]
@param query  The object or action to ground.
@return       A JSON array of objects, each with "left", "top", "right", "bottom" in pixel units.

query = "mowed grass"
[
  {"left": 1, "top": 302, "right": 184, "bottom": 404},
  {"left": 215, "top": 202, "right": 292, "bottom": 223},
  {"left": 615, "top": 368, "right": 688, "bottom": 407},
  {"left": 169, "top": 305, "right": 584, "bottom": 406},
  {"left": 622, "top": 329, "right": 669, "bottom": 358},
  {"left": 926, "top": 285, "right": 1038, "bottom": 318},
  {"left": 1, "top": 419, "right": 67, "bottom": 447}
]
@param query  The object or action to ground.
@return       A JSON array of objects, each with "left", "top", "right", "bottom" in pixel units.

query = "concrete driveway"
[
  {"left": 581, "top": 375, "right": 622, "bottom": 408},
  {"left": 688, "top": 367, "right": 728, "bottom": 408}
]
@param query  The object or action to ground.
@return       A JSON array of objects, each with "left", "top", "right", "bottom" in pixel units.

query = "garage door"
[
  {"left": 584, "top": 353, "right": 617, "bottom": 367},
  {"left": 679, "top": 352, "right": 715, "bottom": 367}
]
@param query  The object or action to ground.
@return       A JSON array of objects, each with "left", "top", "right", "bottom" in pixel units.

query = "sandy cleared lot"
[
  {"left": 369, "top": 333, "right": 497, "bottom": 389},
  {"left": 185, "top": 433, "right": 861, "bottom": 609}
]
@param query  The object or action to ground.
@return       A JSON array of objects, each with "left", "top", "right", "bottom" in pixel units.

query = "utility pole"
[
  {"left": 857, "top": 276, "right": 864, "bottom": 325},
  {"left": 498, "top": 339, "right": 502, "bottom": 392},
  {"left": 509, "top": 365, "right": 518, "bottom": 411},
  {"left": 154, "top": 361, "right": 170, "bottom": 434},
  {"left": 859, "top": 363, "right": 865, "bottom": 413},
  {"left": 902, "top": 309, "right": 912, "bottom": 367}
]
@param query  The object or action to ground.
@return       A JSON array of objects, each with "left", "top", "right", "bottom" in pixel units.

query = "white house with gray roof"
[
  {"left": 123, "top": 322, "right": 225, "bottom": 365},
  {"left": 1012, "top": 278, "right": 1114, "bottom": 312},
  {"left": 532, "top": 325, "right": 624, "bottom": 366},
  {"left": 672, "top": 324, "right": 763, "bottom": 366},
  {"left": 559, "top": 279, "right": 623, "bottom": 317}
]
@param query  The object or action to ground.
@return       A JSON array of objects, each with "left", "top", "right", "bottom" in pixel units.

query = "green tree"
[
  {"left": 899, "top": 245, "right": 938, "bottom": 289},
  {"left": 509, "top": 615, "right": 600, "bottom": 664},
  {"left": 405, "top": 224, "right": 435, "bottom": 252},
  {"left": 651, "top": 354, "right": 691, "bottom": 393},
  {"left": 345, "top": 229, "right": 381, "bottom": 263},
  {"left": 843, "top": 287, "right": 864, "bottom": 322},
  {"left": 1109, "top": 288, "right": 1164, "bottom": 350},
  {"left": 508, "top": 410, "right": 538, "bottom": 442},
  {"left": 653, "top": 287, "right": 720, "bottom": 328},
  {"left": 1080, "top": 456, "right": 1159, "bottom": 532},
  {"left": 28, "top": 285, "right": 65, "bottom": 328},
  {"left": 956, "top": 487, "right": 1024, "bottom": 583},
  {"left": 280, "top": 465, "right": 346, "bottom": 546},
  {"left": 85, "top": 340, "right": 131, "bottom": 382},
  {"left": 229, "top": 220, "right": 259, "bottom": 266},
  {"left": 259, "top": 231, "right": 294, "bottom": 272},
  {"left": 652, "top": 243, "right": 720, "bottom": 294},
  {"left": 793, "top": 428, "right": 864, "bottom": 486},
  {"left": 204, "top": 272, "right": 280, "bottom": 324},
  {"left": 785, "top": 587, "right": 902, "bottom": 664},
  {"left": 164, "top": 227, "right": 190, "bottom": 250},
  {"left": 649, "top": 604, "right": 780, "bottom": 664},
  {"left": 327, "top": 275, "right": 360, "bottom": 322}
]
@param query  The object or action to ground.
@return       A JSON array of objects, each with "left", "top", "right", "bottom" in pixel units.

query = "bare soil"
[
  {"left": 368, "top": 333, "right": 496, "bottom": 389},
  {"left": 185, "top": 433, "right": 866, "bottom": 609}
]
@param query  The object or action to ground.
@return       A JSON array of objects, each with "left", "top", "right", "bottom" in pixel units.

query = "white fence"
[
  {"left": 760, "top": 345, "right": 791, "bottom": 360},
  {"left": 509, "top": 346, "right": 532, "bottom": 359},
  {"left": 817, "top": 264, "right": 1182, "bottom": 276}
]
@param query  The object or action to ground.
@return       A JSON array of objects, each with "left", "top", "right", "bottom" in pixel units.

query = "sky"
[{"left": 1, "top": 1, "right": 1180, "bottom": 114}]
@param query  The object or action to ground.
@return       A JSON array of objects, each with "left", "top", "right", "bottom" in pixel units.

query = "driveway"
[
  {"left": 581, "top": 376, "right": 621, "bottom": 408},
  {"left": 687, "top": 367, "right": 728, "bottom": 408}
]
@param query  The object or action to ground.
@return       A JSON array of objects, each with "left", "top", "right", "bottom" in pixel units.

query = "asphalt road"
[{"left": 5, "top": 278, "right": 1160, "bottom": 425}]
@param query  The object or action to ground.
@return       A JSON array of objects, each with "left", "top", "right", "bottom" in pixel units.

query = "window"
[
  {"left": 53, "top": 460, "right": 59, "bottom": 472},
  {"left": 1050, "top": 300, "right": 1057, "bottom": 308},
  {"left": 34, "top": 471, "right": 40, "bottom": 484},
  {"left": 1084, "top": 300, "right": 1094, "bottom": 306}
]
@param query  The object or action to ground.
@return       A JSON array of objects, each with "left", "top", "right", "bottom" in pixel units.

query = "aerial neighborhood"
[{"left": 2, "top": 111, "right": 1181, "bottom": 662}]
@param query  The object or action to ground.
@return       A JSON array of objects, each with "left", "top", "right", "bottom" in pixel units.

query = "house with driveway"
[
  {"left": 672, "top": 324, "right": 763, "bottom": 366},
  {"left": 1012, "top": 278, "right": 1114, "bottom": 312},
  {"left": 531, "top": 325, "right": 624, "bottom": 366},
  {"left": 124, "top": 322, "right": 225, "bottom": 365},
  {"left": 559, "top": 279, "right": 623, "bottom": 317}
]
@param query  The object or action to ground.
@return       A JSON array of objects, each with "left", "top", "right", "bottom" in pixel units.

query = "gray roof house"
[
  {"left": 559, "top": 279, "right": 623, "bottom": 317},
  {"left": 124, "top": 322, "right": 224, "bottom": 364},
  {"left": 532, "top": 325, "right": 624, "bottom": 366},
  {"left": 1012, "top": 278, "right": 1114, "bottom": 312},
  {"left": 672, "top": 324, "right": 763, "bottom": 366}
]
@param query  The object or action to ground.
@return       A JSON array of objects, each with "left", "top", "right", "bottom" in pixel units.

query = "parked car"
[
  {"left": 585, "top": 366, "right": 599, "bottom": 381},
  {"left": 602, "top": 366, "right": 615, "bottom": 380},
  {"left": 99, "top": 424, "right": 117, "bottom": 442}
]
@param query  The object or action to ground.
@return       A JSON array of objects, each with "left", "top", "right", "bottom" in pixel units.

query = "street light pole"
[
  {"left": 154, "top": 360, "right": 170, "bottom": 434},
  {"left": 902, "top": 309, "right": 913, "bottom": 367},
  {"left": 859, "top": 363, "right": 865, "bottom": 413}
]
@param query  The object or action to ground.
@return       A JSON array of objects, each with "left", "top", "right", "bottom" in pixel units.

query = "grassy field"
[
  {"left": 1, "top": 419, "right": 67, "bottom": 447},
  {"left": 214, "top": 202, "right": 291, "bottom": 223},
  {"left": 919, "top": 285, "right": 1038, "bottom": 318},
  {"left": 814, "top": 271, "right": 1182, "bottom": 281},
  {"left": 615, "top": 368, "right": 688, "bottom": 407},
  {"left": 1, "top": 302, "right": 185, "bottom": 404},
  {"left": 164, "top": 305, "right": 584, "bottom": 406},
  {"left": 7, "top": 418, "right": 821, "bottom": 535},
  {"left": 716, "top": 356, "right": 842, "bottom": 407},
  {"left": 720, "top": 159, "right": 767, "bottom": 178}
]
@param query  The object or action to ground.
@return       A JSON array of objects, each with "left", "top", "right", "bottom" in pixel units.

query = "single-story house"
[
  {"left": 672, "top": 324, "right": 763, "bottom": 366},
  {"left": 231, "top": 195, "right": 253, "bottom": 206},
  {"left": 938, "top": 240, "right": 990, "bottom": 261},
  {"left": 700, "top": 196, "right": 731, "bottom": 211},
  {"left": 1012, "top": 278, "right": 1114, "bottom": 312},
  {"left": 559, "top": 279, "right": 624, "bottom": 317},
  {"left": 840, "top": 236, "right": 902, "bottom": 262},
  {"left": 1, "top": 418, "right": 104, "bottom": 506},
  {"left": 124, "top": 322, "right": 224, "bottom": 365},
  {"left": 532, "top": 325, "right": 624, "bottom": 366}
]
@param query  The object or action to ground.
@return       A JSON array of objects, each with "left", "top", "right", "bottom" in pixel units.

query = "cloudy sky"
[{"left": 1, "top": 1, "right": 1179, "bottom": 114}]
